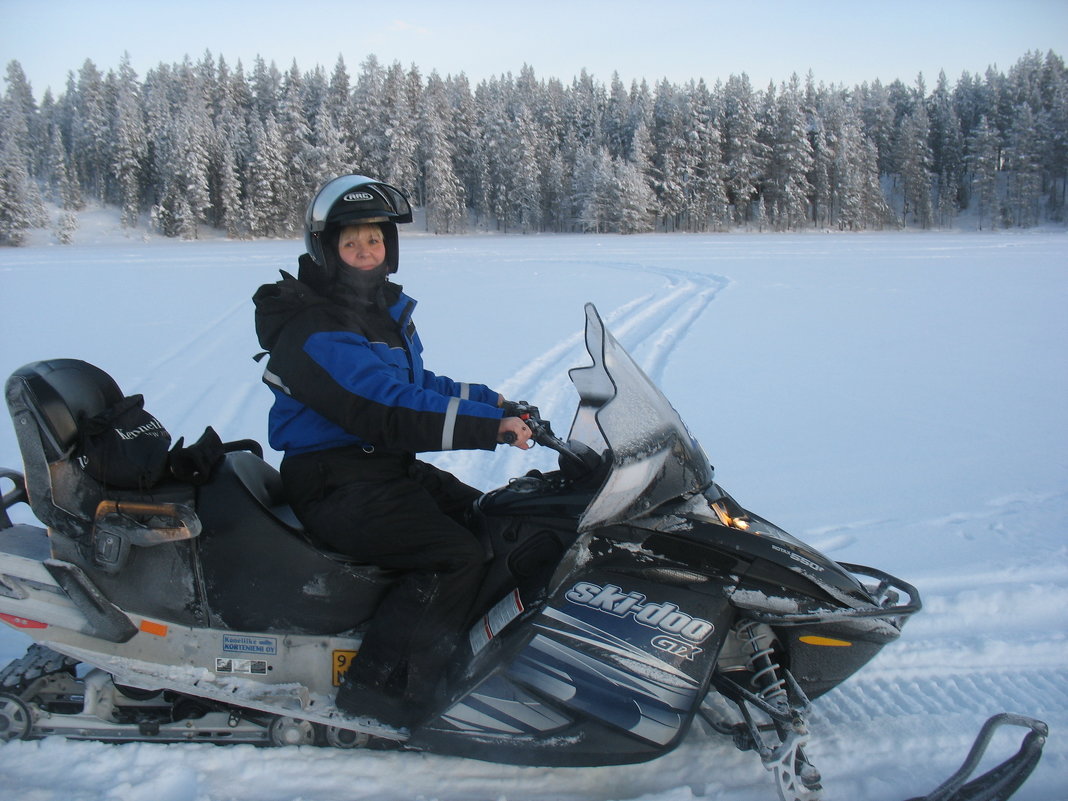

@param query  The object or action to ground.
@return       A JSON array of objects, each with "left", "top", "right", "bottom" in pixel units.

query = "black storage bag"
[{"left": 77, "top": 394, "right": 172, "bottom": 490}]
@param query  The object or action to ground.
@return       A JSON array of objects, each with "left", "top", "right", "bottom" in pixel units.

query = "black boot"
[{"left": 335, "top": 676, "right": 415, "bottom": 730}]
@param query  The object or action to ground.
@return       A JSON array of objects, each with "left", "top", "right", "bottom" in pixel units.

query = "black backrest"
[
  {"left": 5, "top": 359, "right": 124, "bottom": 532},
  {"left": 226, "top": 450, "right": 304, "bottom": 531},
  {"left": 7, "top": 359, "right": 123, "bottom": 459}
]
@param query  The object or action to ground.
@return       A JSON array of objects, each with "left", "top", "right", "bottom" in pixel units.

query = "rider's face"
[{"left": 337, "top": 224, "right": 386, "bottom": 271}]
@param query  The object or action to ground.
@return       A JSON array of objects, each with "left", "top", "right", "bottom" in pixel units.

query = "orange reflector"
[
  {"left": 799, "top": 635, "right": 852, "bottom": 647},
  {"left": 139, "top": 619, "right": 168, "bottom": 637}
]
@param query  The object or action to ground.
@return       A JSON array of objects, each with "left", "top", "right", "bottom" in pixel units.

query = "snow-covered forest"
[{"left": 1, "top": 48, "right": 1066, "bottom": 245}]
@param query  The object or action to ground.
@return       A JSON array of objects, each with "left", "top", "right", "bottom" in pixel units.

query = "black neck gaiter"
[{"left": 333, "top": 263, "right": 389, "bottom": 309}]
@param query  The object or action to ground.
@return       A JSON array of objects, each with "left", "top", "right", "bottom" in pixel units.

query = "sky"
[{"left": 2, "top": 0, "right": 1067, "bottom": 99}]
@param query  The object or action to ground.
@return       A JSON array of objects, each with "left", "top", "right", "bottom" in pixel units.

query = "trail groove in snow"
[
  {"left": 432, "top": 259, "right": 728, "bottom": 487},
  {"left": 814, "top": 667, "right": 1068, "bottom": 725}
]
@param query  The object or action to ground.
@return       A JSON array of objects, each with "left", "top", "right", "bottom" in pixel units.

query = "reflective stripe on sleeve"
[{"left": 442, "top": 396, "right": 460, "bottom": 450}]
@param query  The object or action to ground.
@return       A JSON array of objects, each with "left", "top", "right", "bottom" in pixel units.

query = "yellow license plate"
[{"left": 332, "top": 649, "right": 358, "bottom": 686}]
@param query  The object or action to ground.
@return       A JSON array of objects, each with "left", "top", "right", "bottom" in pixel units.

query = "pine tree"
[
  {"left": 573, "top": 146, "right": 614, "bottom": 233},
  {"left": 928, "top": 71, "right": 964, "bottom": 226},
  {"left": 55, "top": 209, "right": 78, "bottom": 243},
  {"left": 70, "top": 59, "right": 111, "bottom": 201},
  {"left": 353, "top": 56, "right": 387, "bottom": 179},
  {"left": 48, "top": 125, "right": 82, "bottom": 209},
  {"left": 682, "top": 79, "right": 728, "bottom": 231},
  {"left": 626, "top": 119, "right": 659, "bottom": 227},
  {"left": 566, "top": 69, "right": 604, "bottom": 149},
  {"left": 208, "top": 58, "right": 251, "bottom": 237},
  {"left": 615, "top": 158, "right": 656, "bottom": 233},
  {"left": 604, "top": 73, "right": 631, "bottom": 161},
  {"left": 831, "top": 100, "right": 893, "bottom": 229},
  {"left": 380, "top": 63, "right": 420, "bottom": 197},
  {"left": 895, "top": 87, "right": 934, "bottom": 228},
  {"left": 542, "top": 151, "right": 569, "bottom": 232},
  {"left": 511, "top": 105, "right": 543, "bottom": 233},
  {"left": 326, "top": 55, "right": 360, "bottom": 168},
  {"left": 476, "top": 77, "right": 516, "bottom": 231},
  {"left": 419, "top": 72, "right": 466, "bottom": 234},
  {"left": 0, "top": 133, "right": 35, "bottom": 245},
  {"left": 650, "top": 79, "right": 686, "bottom": 230},
  {"left": 1004, "top": 103, "right": 1042, "bottom": 226},
  {"left": 721, "top": 73, "right": 762, "bottom": 223},
  {"left": 968, "top": 115, "right": 1001, "bottom": 230},
  {"left": 245, "top": 113, "right": 290, "bottom": 236},
  {"left": 1040, "top": 52, "right": 1068, "bottom": 218},
  {"left": 278, "top": 62, "right": 316, "bottom": 230},
  {"left": 154, "top": 100, "right": 213, "bottom": 238},
  {"left": 112, "top": 53, "right": 146, "bottom": 228},
  {"left": 250, "top": 56, "right": 281, "bottom": 124},
  {"left": 805, "top": 76, "right": 834, "bottom": 228},
  {"left": 3, "top": 61, "right": 43, "bottom": 177},
  {"left": 766, "top": 76, "right": 814, "bottom": 230}
]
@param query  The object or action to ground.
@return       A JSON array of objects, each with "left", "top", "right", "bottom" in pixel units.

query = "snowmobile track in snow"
[
  {"left": 436, "top": 262, "right": 729, "bottom": 484},
  {"left": 813, "top": 667, "right": 1068, "bottom": 727}
]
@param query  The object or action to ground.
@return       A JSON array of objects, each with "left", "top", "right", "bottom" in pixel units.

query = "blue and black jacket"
[{"left": 253, "top": 263, "right": 502, "bottom": 459}]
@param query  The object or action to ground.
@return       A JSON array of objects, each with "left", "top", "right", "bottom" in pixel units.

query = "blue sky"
[{"left": 3, "top": 0, "right": 1066, "bottom": 98}]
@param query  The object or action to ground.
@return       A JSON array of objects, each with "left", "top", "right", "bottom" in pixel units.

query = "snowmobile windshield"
[{"left": 567, "top": 303, "right": 714, "bottom": 532}]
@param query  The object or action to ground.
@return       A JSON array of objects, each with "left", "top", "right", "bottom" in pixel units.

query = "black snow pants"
[{"left": 280, "top": 446, "right": 486, "bottom": 705}]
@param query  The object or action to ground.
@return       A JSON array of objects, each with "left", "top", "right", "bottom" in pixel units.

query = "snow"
[{"left": 0, "top": 212, "right": 1065, "bottom": 800}]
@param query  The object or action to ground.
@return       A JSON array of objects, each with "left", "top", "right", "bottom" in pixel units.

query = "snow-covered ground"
[{"left": 0, "top": 214, "right": 1065, "bottom": 800}]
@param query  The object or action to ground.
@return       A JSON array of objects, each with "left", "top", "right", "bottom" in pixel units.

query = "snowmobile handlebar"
[{"left": 500, "top": 401, "right": 592, "bottom": 472}]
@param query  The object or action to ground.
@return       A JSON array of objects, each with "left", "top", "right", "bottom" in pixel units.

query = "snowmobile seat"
[
  {"left": 4, "top": 358, "right": 197, "bottom": 545},
  {"left": 223, "top": 450, "right": 403, "bottom": 573},
  {"left": 195, "top": 450, "right": 396, "bottom": 633},
  {"left": 226, "top": 448, "right": 304, "bottom": 531}
]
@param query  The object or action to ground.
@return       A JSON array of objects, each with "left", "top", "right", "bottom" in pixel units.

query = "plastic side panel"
[
  {"left": 430, "top": 557, "right": 731, "bottom": 764},
  {"left": 513, "top": 562, "right": 729, "bottom": 742}
]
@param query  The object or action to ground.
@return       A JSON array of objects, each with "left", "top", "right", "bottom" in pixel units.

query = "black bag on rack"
[{"left": 77, "top": 394, "right": 172, "bottom": 491}]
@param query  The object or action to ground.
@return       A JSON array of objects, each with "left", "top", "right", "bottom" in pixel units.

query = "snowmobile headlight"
[{"left": 710, "top": 501, "right": 752, "bottom": 532}]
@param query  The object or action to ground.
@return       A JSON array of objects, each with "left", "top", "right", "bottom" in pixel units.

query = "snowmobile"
[{"left": 0, "top": 303, "right": 1047, "bottom": 801}]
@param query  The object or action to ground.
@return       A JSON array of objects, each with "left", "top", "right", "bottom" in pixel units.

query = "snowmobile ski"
[{"left": 906, "top": 713, "right": 1048, "bottom": 801}]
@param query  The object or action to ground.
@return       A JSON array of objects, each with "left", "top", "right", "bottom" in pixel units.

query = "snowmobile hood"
[{"left": 568, "top": 304, "right": 715, "bottom": 531}]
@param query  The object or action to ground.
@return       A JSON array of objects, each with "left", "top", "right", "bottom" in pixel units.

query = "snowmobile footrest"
[
  {"left": 906, "top": 713, "right": 1048, "bottom": 801},
  {"left": 44, "top": 559, "right": 138, "bottom": 642}
]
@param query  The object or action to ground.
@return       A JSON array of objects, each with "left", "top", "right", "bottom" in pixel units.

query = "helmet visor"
[{"left": 306, "top": 176, "right": 413, "bottom": 233}]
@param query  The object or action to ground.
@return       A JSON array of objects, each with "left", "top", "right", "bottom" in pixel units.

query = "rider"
[{"left": 252, "top": 175, "right": 533, "bottom": 728}]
